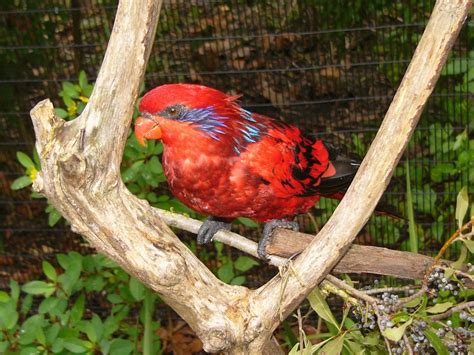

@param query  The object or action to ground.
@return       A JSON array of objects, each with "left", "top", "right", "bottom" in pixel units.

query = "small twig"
[
  {"left": 439, "top": 265, "right": 474, "bottom": 282},
  {"left": 306, "top": 212, "right": 320, "bottom": 234},
  {"left": 316, "top": 317, "right": 322, "bottom": 337},
  {"left": 403, "top": 334, "right": 414, "bottom": 355},
  {"left": 325, "top": 275, "right": 379, "bottom": 305},
  {"left": 364, "top": 285, "right": 420, "bottom": 295},
  {"left": 430, "top": 301, "right": 474, "bottom": 321},
  {"left": 424, "top": 221, "right": 472, "bottom": 282},
  {"left": 384, "top": 337, "right": 393, "bottom": 355},
  {"left": 393, "top": 285, "right": 429, "bottom": 312},
  {"left": 323, "top": 275, "right": 396, "bottom": 355},
  {"left": 296, "top": 307, "right": 304, "bottom": 354},
  {"left": 278, "top": 259, "right": 305, "bottom": 321}
]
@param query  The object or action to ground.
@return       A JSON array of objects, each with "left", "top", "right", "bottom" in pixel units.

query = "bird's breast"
[{"left": 162, "top": 146, "right": 267, "bottom": 217}]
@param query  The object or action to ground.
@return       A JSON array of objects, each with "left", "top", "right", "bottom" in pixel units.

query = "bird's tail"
[{"left": 319, "top": 143, "right": 402, "bottom": 220}]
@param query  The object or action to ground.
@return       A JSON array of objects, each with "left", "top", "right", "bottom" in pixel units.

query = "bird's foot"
[
  {"left": 197, "top": 216, "right": 232, "bottom": 245},
  {"left": 258, "top": 219, "right": 299, "bottom": 260}
]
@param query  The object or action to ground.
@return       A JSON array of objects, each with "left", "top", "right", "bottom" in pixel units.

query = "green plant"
[
  {"left": 288, "top": 188, "right": 473, "bottom": 354},
  {"left": 214, "top": 242, "right": 259, "bottom": 285},
  {"left": 0, "top": 252, "right": 161, "bottom": 354},
  {"left": 11, "top": 71, "right": 196, "bottom": 226}
]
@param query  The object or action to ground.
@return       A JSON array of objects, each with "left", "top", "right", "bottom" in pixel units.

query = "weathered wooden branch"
[
  {"left": 156, "top": 208, "right": 438, "bottom": 280},
  {"left": 29, "top": 0, "right": 471, "bottom": 353}
]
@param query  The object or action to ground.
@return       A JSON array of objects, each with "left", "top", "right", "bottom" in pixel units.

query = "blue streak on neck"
[
  {"left": 180, "top": 105, "right": 266, "bottom": 154},
  {"left": 181, "top": 107, "right": 228, "bottom": 141}
]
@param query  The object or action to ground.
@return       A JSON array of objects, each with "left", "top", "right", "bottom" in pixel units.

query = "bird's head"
[{"left": 135, "top": 84, "right": 241, "bottom": 146}]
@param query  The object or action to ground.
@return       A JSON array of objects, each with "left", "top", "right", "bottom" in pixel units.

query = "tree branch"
[
  {"left": 157, "top": 208, "right": 441, "bottom": 280},
  {"left": 29, "top": 0, "right": 471, "bottom": 353}
]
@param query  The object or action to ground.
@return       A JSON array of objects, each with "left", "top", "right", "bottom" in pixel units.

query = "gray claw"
[
  {"left": 197, "top": 216, "right": 231, "bottom": 245},
  {"left": 258, "top": 219, "right": 299, "bottom": 260}
]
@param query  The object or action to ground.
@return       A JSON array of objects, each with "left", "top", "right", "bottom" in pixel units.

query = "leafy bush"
[
  {"left": 0, "top": 252, "right": 161, "bottom": 354},
  {"left": 11, "top": 71, "right": 195, "bottom": 226}
]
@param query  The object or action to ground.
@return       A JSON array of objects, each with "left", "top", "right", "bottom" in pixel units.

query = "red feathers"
[{"left": 135, "top": 84, "right": 358, "bottom": 222}]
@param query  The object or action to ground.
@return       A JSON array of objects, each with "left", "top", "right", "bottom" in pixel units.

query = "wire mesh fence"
[{"left": 0, "top": 0, "right": 472, "bottom": 292}]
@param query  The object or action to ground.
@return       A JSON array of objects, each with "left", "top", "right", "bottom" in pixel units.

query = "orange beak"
[{"left": 134, "top": 116, "right": 162, "bottom": 146}]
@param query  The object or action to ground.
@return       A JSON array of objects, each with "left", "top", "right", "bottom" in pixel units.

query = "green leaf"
[
  {"left": 22, "top": 281, "right": 55, "bottom": 296},
  {"left": 11, "top": 176, "right": 32, "bottom": 190},
  {"left": 63, "top": 338, "right": 91, "bottom": 353},
  {"left": 45, "top": 323, "right": 60, "bottom": 345},
  {"left": 461, "top": 239, "right": 474, "bottom": 253},
  {"left": 129, "top": 277, "right": 145, "bottom": 301},
  {"left": 38, "top": 297, "right": 59, "bottom": 314},
  {"left": 42, "top": 260, "right": 57, "bottom": 281},
  {"left": 54, "top": 107, "right": 68, "bottom": 119},
  {"left": 234, "top": 256, "right": 259, "bottom": 272},
  {"left": 0, "top": 291, "right": 10, "bottom": 303},
  {"left": 62, "top": 81, "right": 80, "bottom": 98},
  {"left": 51, "top": 337, "right": 64, "bottom": 353},
  {"left": 217, "top": 262, "right": 235, "bottom": 283},
  {"left": 452, "top": 245, "right": 468, "bottom": 270},
  {"left": 109, "top": 338, "right": 135, "bottom": 355},
  {"left": 35, "top": 325, "right": 46, "bottom": 346},
  {"left": 426, "top": 302, "right": 453, "bottom": 314},
  {"left": 47, "top": 208, "right": 62, "bottom": 226},
  {"left": 424, "top": 329, "right": 449, "bottom": 355},
  {"left": 230, "top": 276, "right": 246, "bottom": 285},
  {"left": 17, "top": 151, "right": 35, "bottom": 168},
  {"left": 58, "top": 271, "right": 81, "bottom": 296},
  {"left": 308, "top": 336, "right": 335, "bottom": 352},
  {"left": 19, "top": 315, "right": 44, "bottom": 345},
  {"left": 103, "top": 316, "right": 119, "bottom": 338},
  {"left": 2, "top": 308, "right": 18, "bottom": 330},
  {"left": 307, "top": 287, "right": 339, "bottom": 329},
  {"left": 84, "top": 274, "right": 106, "bottom": 292},
  {"left": 121, "top": 160, "right": 144, "bottom": 183},
  {"left": 83, "top": 84, "right": 93, "bottom": 97},
  {"left": 20, "top": 347, "right": 39, "bottom": 355},
  {"left": 237, "top": 217, "right": 259, "bottom": 228},
  {"left": 21, "top": 294, "right": 33, "bottom": 315},
  {"left": 455, "top": 187, "right": 469, "bottom": 229},
  {"left": 148, "top": 156, "right": 163, "bottom": 174},
  {"left": 382, "top": 318, "right": 412, "bottom": 342},
  {"left": 10, "top": 279, "right": 20, "bottom": 302},
  {"left": 319, "top": 334, "right": 345, "bottom": 355},
  {"left": 88, "top": 314, "right": 104, "bottom": 342},
  {"left": 344, "top": 339, "right": 364, "bottom": 354},
  {"left": 288, "top": 343, "right": 300, "bottom": 355},
  {"left": 453, "top": 129, "right": 468, "bottom": 150},
  {"left": 404, "top": 296, "right": 423, "bottom": 308},
  {"left": 82, "top": 321, "right": 98, "bottom": 343},
  {"left": 70, "top": 294, "right": 85, "bottom": 324},
  {"left": 79, "top": 71, "right": 88, "bottom": 89}
]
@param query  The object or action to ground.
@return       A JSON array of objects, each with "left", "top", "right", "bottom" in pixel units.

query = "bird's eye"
[
  {"left": 165, "top": 105, "right": 183, "bottom": 118},
  {"left": 157, "top": 104, "right": 184, "bottom": 119}
]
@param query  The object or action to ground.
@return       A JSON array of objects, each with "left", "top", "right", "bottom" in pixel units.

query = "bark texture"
[{"left": 30, "top": 0, "right": 471, "bottom": 353}]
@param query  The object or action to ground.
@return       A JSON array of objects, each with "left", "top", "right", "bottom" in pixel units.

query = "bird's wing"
[
  {"left": 238, "top": 115, "right": 360, "bottom": 197},
  {"left": 238, "top": 117, "right": 329, "bottom": 197}
]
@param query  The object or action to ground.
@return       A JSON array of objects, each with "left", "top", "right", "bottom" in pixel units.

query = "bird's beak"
[{"left": 135, "top": 115, "right": 162, "bottom": 146}]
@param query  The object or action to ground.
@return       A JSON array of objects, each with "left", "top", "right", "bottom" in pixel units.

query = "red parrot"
[{"left": 134, "top": 84, "right": 360, "bottom": 259}]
